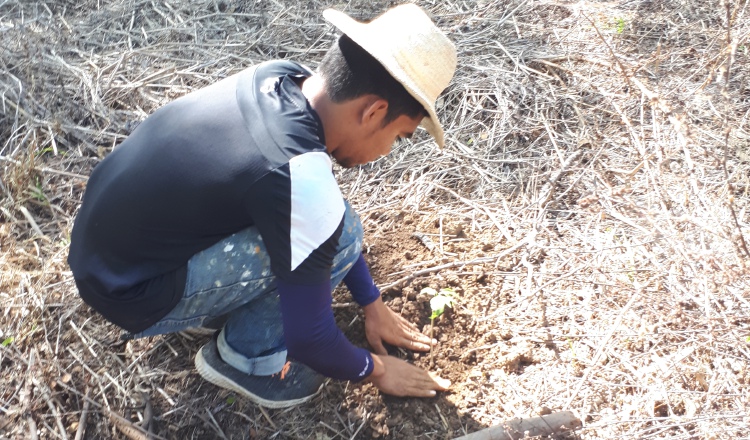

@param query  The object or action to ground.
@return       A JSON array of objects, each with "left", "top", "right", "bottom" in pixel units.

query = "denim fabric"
[{"left": 134, "top": 202, "right": 363, "bottom": 375}]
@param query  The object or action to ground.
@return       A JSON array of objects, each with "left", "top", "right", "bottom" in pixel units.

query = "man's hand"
[
  {"left": 368, "top": 354, "right": 451, "bottom": 397},
  {"left": 363, "top": 297, "right": 434, "bottom": 355}
]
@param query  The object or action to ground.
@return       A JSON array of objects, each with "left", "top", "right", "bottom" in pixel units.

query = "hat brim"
[{"left": 323, "top": 8, "right": 446, "bottom": 148}]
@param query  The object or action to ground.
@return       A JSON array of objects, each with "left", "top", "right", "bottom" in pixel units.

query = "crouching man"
[{"left": 68, "top": 4, "right": 457, "bottom": 408}]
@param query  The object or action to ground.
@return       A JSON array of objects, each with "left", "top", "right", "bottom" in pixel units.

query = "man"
[{"left": 68, "top": 4, "right": 457, "bottom": 408}]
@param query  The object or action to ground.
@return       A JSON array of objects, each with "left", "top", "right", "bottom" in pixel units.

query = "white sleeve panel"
[{"left": 289, "top": 152, "right": 345, "bottom": 271}]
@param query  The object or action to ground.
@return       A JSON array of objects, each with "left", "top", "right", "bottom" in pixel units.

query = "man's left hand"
[{"left": 363, "top": 297, "right": 435, "bottom": 355}]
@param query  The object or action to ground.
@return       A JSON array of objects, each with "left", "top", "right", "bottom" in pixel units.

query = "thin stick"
[
  {"left": 27, "top": 417, "right": 39, "bottom": 440},
  {"left": 54, "top": 381, "right": 168, "bottom": 440},
  {"left": 74, "top": 388, "right": 91, "bottom": 440},
  {"left": 204, "top": 408, "right": 229, "bottom": 440},
  {"left": 257, "top": 405, "right": 278, "bottom": 430},
  {"left": 33, "top": 376, "right": 69, "bottom": 440},
  {"left": 581, "top": 12, "right": 632, "bottom": 89},
  {"left": 18, "top": 206, "right": 47, "bottom": 239},
  {"left": 349, "top": 414, "right": 368, "bottom": 440},
  {"left": 378, "top": 238, "right": 529, "bottom": 291},
  {"left": 719, "top": 0, "right": 750, "bottom": 258},
  {"left": 0, "top": 153, "right": 89, "bottom": 180},
  {"left": 23, "top": 352, "right": 39, "bottom": 440},
  {"left": 141, "top": 393, "right": 155, "bottom": 440},
  {"left": 453, "top": 411, "right": 581, "bottom": 440},
  {"left": 109, "top": 412, "right": 150, "bottom": 440},
  {"left": 565, "top": 290, "right": 640, "bottom": 408},
  {"left": 429, "top": 317, "right": 435, "bottom": 364}
]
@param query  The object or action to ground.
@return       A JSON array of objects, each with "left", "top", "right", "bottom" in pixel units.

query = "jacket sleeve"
[
  {"left": 277, "top": 277, "right": 374, "bottom": 381},
  {"left": 342, "top": 253, "right": 381, "bottom": 307}
]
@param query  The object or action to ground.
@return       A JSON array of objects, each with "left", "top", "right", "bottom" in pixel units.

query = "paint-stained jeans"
[{"left": 133, "top": 202, "right": 363, "bottom": 376}]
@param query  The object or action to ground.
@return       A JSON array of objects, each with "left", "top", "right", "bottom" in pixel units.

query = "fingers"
[
  {"left": 429, "top": 374, "right": 452, "bottom": 390},
  {"left": 410, "top": 330, "right": 434, "bottom": 345},
  {"left": 392, "top": 311, "right": 436, "bottom": 348},
  {"left": 396, "top": 327, "right": 435, "bottom": 351},
  {"left": 394, "top": 312, "right": 420, "bottom": 329},
  {"left": 370, "top": 337, "right": 388, "bottom": 356},
  {"left": 375, "top": 356, "right": 451, "bottom": 397},
  {"left": 400, "top": 336, "right": 432, "bottom": 352},
  {"left": 371, "top": 305, "right": 439, "bottom": 352},
  {"left": 401, "top": 371, "right": 451, "bottom": 397},
  {"left": 405, "top": 387, "right": 439, "bottom": 398}
]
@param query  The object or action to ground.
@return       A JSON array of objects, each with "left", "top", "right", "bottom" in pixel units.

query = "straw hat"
[{"left": 323, "top": 4, "right": 457, "bottom": 148}]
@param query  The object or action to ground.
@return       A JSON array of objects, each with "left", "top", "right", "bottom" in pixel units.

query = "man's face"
[{"left": 332, "top": 113, "right": 423, "bottom": 168}]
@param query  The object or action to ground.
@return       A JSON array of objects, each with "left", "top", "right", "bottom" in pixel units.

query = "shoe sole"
[
  {"left": 195, "top": 348, "right": 323, "bottom": 409},
  {"left": 179, "top": 327, "right": 217, "bottom": 338}
]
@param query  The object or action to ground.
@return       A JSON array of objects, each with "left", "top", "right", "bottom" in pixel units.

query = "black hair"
[{"left": 318, "top": 34, "right": 427, "bottom": 125}]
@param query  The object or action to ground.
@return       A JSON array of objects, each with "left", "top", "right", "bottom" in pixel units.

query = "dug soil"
[{"left": 324, "top": 207, "right": 537, "bottom": 439}]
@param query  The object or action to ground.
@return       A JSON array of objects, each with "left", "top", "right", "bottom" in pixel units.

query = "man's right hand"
[{"left": 367, "top": 354, "right": 451, "bottom": 397}]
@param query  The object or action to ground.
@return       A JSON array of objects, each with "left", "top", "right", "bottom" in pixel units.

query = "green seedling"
[
  {"left": 615, "top": 17, "right": 626, "bottom": 34},
  {"left": 429, "top": 289, "right": 456, "bottom": 320},
  {"left": 28, "top": 177, "right": 48, "bottom": 204},
  {"left": 421, "top": 287, "right": 456, "bottom": 360},
  {"left": 2, "top": 337, "right": 13, "bottom": 347}
]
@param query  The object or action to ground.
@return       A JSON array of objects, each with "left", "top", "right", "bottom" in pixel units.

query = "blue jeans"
[{"left": 134, "top": 202, "right": 363, "bottom": 376}]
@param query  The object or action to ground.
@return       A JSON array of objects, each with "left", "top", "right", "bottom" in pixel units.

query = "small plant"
[
  {"left": 615, "top": 17, "right": 626, "bottom": 34},
  {"left": 28, "top": 177, "right": 48, "bottom": 204},
  {"left": 429, "top": 288, "right": 456, "bottom": 321},
  {"left": 420, "top": 287, "right": 456, "bottom": 359}
]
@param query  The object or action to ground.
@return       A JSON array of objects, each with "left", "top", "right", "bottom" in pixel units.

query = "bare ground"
[{"left": 1, "top": 0, "right": 749, "bottom": 439}]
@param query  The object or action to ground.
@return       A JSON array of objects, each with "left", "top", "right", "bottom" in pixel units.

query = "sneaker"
[{"left": 195, "top": 333, "right": 326, "bottom": 408}]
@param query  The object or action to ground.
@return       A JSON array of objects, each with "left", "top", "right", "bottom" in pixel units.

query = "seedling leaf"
[
  {"left": 2, "top": 337, "right": 13, "bottom": 347},
  {"left": 420, "top": 287, "right": 438, "bottom": 296},
  {"left": 429, "top": 289, "right": 456, "bottom": 319}
]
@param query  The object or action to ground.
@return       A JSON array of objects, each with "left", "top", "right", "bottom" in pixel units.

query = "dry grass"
[{"left": 1, "top": 0, "right": 749, "bottom": 439}]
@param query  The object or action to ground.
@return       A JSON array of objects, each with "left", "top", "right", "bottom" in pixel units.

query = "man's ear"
[{"left": 360, "top": 97, "right": 389, "bottom": 127}]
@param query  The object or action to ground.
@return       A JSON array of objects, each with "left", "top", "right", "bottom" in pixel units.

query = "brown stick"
[
  {"left": 581, "top": 13, "right": 632, "bottom": 89},
  {"left": 23, "top": 352, "right": 39, "bottom": 440},
  {"left": 74, "top": 388, "right": 91, "bottom": 440},
  {"left": 378, "top": 238, "right": 529, "bottom": 291},
  {"left": 452, "top": 411, "right": 582, "bottom": 440},
  {"left": 719, "top": 0, "right": 750, "bottom": 259},
  {"left": 110, "top": 412, "right": 150, "bottom": 440},
  {"left": 54, "top": 380, "right": 168, "bottom": 440}
]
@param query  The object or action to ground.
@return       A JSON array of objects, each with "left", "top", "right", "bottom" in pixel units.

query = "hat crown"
[
  {"left": 323, "top": 4, "right": 457, "bottom": 147},
  {"left": 369, "top": 4, "right": 457, "bottom": 101}
]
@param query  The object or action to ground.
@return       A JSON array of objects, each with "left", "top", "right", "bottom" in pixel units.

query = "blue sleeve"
[
  {"left": 278, "top": 278, "right": 374, "bottom": 381},
  {"left": 343, "top": 253, "right": 381, "bottom": 307}
]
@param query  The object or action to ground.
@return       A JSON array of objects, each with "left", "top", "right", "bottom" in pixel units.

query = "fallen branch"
[
  {"left": 22, "top": 351, "right": 39, "bottom": 440},
  {"left": 453, "top": 411, "right": 582, "bottom": 440},
  {"left": 18, "top": 206, "right": 48, "bottom": 240},
  {"left": 378, "top": 238, "right": 529, "bottom": 291},
  {"left": 581, "top": 12, "right": 632, "bottom": 89},
  {"left": 32, "top": 375, "right": 69, "bottom": 440},
  {"left": 54, "top": 380, "right": 167, "bottom": 440},
  {"left": 110, "top": 411, "right": 152, "bottom": 440},
  {"left": 565, "top": 290, "right": 640, "bottom": 408},
  {"left": 140, "top": 393, "right": 155, "bottom": 440},
  {"left": 73, "top": 388, "right": 91, "bottom": 440},
  {"left": 535, "top": 149, "right": 584, "bottom": 227}
]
